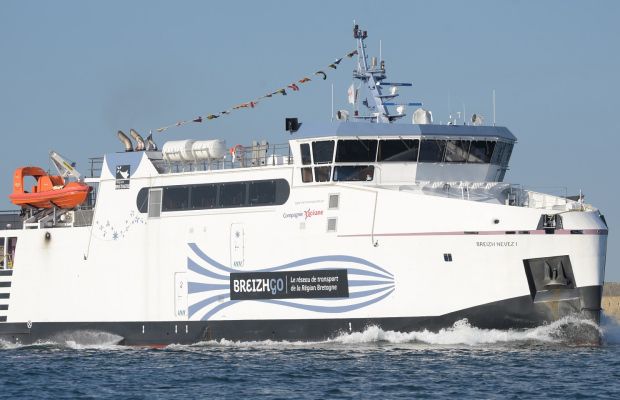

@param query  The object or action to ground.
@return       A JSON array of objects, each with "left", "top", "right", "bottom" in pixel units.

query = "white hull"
[{"left": 0, "top": 164, "right": 607, "bottom": 344}]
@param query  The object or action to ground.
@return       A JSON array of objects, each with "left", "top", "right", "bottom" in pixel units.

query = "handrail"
[
  {"left": 88, "top": 157, "right": 104, "bottom": 178},
  {"left": 0, "top": 210, "right": 22, "bottom": 230}
]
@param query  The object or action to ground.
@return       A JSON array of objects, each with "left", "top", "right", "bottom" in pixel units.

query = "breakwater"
[{"left": 603, "top": 282, "right": 620, "bottom": 322}]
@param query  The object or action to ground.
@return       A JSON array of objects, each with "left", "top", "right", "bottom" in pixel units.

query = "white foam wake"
[
  {"left": 2, "top": 315, "right": 613, "bottom": 350},
  {"left": 204, "top": 315, "right": 604, "bottom": 348},
  {"left": 330, "top": 316, "right": 600, "bottom": 346},
  {"left": 0, "top": 330, "right": 124, "bottom": 350}
]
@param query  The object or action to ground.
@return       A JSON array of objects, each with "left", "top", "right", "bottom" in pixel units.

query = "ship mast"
[{"left": 352, "top": 25, "right": 419, "bottom": 123}]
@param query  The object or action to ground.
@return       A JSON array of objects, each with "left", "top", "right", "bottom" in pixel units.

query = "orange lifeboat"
[{"left": 9, "top": 166, "right": 92, "bottom": 209}]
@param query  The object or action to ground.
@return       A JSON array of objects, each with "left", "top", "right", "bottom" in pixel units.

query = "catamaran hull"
[
  {"left": 0, "top": 162, "right": 607, "bottom": 347},
  {"left": 0, "top": 285, "right": 601, "bottom": 346}
]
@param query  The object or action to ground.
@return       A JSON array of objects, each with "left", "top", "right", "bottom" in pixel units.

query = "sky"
[{"left": 1, "top": 0, "right": 619, "bottom": 279}]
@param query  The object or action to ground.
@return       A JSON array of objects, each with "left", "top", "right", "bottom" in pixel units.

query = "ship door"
[
  {"left": 230, "top": 224, "right": 244, "bottom": 268},
  {"left": 1, "top": 238, "right": 16, "bottom": 269}
]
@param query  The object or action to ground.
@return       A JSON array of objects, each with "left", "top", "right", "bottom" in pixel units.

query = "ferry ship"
[{"left": 0, "top": 26, "right": 608, "bottom": 346}]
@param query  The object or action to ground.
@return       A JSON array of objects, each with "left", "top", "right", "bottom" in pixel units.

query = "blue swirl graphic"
[{"left": 187, "top": 243, "right": 395, "bottom": 320}]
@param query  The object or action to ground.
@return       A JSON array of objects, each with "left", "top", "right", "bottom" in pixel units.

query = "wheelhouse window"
[
  {"left": 312, "top": 140, "right": 335, "bottom": 164},
  {"left": 300, "top": 143, "right": 312, "bottom": 165},
  {"left": 378, "top": 139, "right": 419, "bottom": 162},
  {"left": 469, "top": 140, "right": 495, "bottom": 163},
  {"left": 500, "top": 143, "right": 513, "bottom": 166},
  {"left": 334, "top": 166, "right": 374, "bottom": 181},
  {"left": 444, "top": 140, "right": 471, "bottom": 163},
  {"left": 314, "top": 166, "right": 331, "bottom": 182},
  {"left": 301, "top": 167, "right": 313, "bottom": 183},
  {"left": 419, "top": 139, "right": 447, "bottom": 162},
  {"left": 335, "top": 139, "right": 377, "bottom": 162},
  {"left": 491, "top": 141, "right": 514, "bottom": 167}
]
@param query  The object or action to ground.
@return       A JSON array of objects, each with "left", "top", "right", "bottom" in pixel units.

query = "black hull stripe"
[{"left": 0, "top": 286, "right": 601, "bottom": 346}]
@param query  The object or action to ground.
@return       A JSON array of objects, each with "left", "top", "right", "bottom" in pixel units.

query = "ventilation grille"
[
  {"left": 329, "top": 194, "right": 339, "bottom": 210},
  {"left": 148, "top": 189, "right": 162, "bottom": 218},
  {"left": 327, "top": 218, "right": 337, "bottom": 232}
]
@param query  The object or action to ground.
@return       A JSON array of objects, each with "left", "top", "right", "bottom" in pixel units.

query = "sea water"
[{"left": 1, "top": 315, "right": 619, "bottom": 399}]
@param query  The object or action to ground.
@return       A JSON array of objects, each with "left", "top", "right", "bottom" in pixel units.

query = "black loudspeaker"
[{"left": 285, "top": 118, "right": 298, "bottom": 132}]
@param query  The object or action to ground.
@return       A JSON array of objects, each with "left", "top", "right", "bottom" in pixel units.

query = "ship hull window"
[
  {"left": 335, "top": 140, "right": 378, "bottom": 162},
  {"left": 249, "top": 181, "right": 277, "bottom": 205},
  {"left": 419, "top": 139, "right": 447, "bottom": 162},
  {"left": 378, "top": 139, "right": 419, "bottom": 162},
  {"left": 220, "top": 183, "right": 247, "bottom": 207},
  {"left": 137, "top": 179, "right": 290, "bottom": 213},
  {"left": 333, "top": 166, "right": 374, "bottom": 181},
  {"left": 137, "top": 189, "right": 149, "bottom": 213},
  {"left": 191, "top": 184, "right": 217, "bottom": 209},
  {"left": 163, "top": 186, "right": 190, "bottom": 211}
]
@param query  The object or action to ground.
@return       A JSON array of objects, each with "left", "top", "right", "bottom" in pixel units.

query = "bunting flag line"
[{"left": 155, "top": 48, "right": 359, "bottom": 133}]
